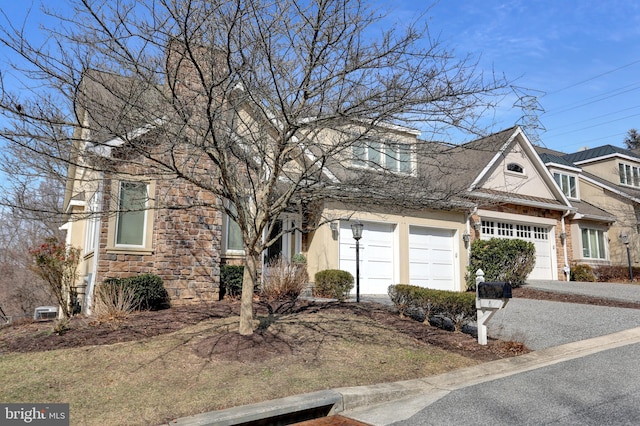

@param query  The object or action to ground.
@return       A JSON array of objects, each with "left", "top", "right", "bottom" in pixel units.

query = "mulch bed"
[{"left": 1, "top": 287, "right": 637, "bottom": 359}]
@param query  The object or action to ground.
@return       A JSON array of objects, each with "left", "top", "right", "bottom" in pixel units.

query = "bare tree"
[
  {"left": 0, "top": 0, "right": 507, "bottom": 334},
  {"left": 0, "top": 194, "right": 58, "bottom": 321}
]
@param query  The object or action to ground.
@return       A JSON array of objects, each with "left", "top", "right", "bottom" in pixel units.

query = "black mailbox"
[{"left": 477, "top": 282, "right": 512, "bottom": 299}]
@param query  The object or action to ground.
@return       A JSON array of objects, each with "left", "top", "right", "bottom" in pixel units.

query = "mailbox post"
[{"left": 475, "top": 269, "right": 512, "bottom": 345}]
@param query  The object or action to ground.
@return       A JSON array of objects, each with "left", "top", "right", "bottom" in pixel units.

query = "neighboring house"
[
  {"left": 538, "top": 144, "right": 640, "bottom": 268},
  {"left": 307, "top": 126, "right": 581, "bottom": 291}
]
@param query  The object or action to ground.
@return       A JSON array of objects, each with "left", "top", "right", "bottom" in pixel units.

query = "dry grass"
[{"left": 0, "top": 311, "right": 479, "bottom": 426}]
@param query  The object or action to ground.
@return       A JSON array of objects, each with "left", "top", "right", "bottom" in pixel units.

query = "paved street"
[
  {"left": 341, "top": 281, "right": 640, "bottom": 425},
  {"left": 392, "top": 342, "right": 640, "bottom": 425}
]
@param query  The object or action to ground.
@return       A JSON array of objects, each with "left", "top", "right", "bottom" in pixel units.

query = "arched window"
[{"left": 507, "top": 163, "right": 524, "bottom": 174}]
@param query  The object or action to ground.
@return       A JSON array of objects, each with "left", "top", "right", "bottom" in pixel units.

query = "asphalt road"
[
  {"left": 344, "top": 281, "right": 640, "bottom": 425},
  {"left": 393, "top": 342, "right": 640, "bottom": 425}
]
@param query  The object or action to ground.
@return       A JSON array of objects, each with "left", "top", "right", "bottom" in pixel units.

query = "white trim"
[
  {"left": 469, "top": 132, "right": 516, "bottom": 190},
  {"left": 477, "top": 209, "right": 558, "bottom": 226},
  {"left": 572, "top": 152, "right": 640, "bottom": 165},
  {"left": 546, "top": 162, "right": 582, "bottom": 173},
  {"left": 114, "top": 181, "right": 149, "bottom": 249},
  {"left": 65, "top": 199, "right": 85, "bottom": 213},
  {"left": 86, "top": 117, "right": 165, "bottom": 157}
]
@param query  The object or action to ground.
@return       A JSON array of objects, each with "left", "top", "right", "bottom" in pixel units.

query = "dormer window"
[
  {"left": 353, "top": 139, "right": 413, "bottom": 174},
  {"left": 619, "top": 163, "right": 640, "bottom": 187},
  {"left": 507, "top": 163, "right": 524, "bottom": 174},
  {"left": 553, "top": 172, "right": 577, "bottom": 199}
]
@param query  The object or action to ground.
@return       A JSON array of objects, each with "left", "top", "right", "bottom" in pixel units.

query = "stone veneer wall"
[
  {"left": 470, "top": 203, "right": 572, "bottom": 280},
  {"left": 96, "top": 174, "right": 223, "bottom": 304}
]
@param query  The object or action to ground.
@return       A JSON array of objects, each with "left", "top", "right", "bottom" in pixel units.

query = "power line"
[
  {"left": 544, "top": 82, "right": 640, "bottom": 117},
  {"left": 547, "top": 58, "right": 640, "bottom": 95}
]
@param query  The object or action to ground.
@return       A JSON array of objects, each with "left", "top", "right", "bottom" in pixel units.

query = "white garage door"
[
  {"left": 339, "top": 221, "right": 396, "bottom": 295},
  {"left": 481, "top": 220, "right": 554, "bottom": 280},
  {"left": 409, "top": 226, "right": 456, "bottom": 291}
]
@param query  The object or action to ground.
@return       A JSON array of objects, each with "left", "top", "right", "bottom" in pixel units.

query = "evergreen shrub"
[
  {"left": 314, "top": 269, "right": 354, "bottom": 301},
  {"left": 388, "top": 284, "right": 475, "bottom": 331},
  {"left": 220, "top": 265, "right": 244, "bottom": 299},
  {"left": 570, "top": 264, "right": 596, "bottom": 282},
  {"left": 102, "top": 274, "right": 169, "bottom": 310},
  {"left": 467, "top": 238, "right": 536, "bottom": 289}
]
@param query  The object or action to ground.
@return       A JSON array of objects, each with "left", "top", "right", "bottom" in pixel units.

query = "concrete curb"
[
  {"left": 169, "top": 327, "right": 640, "bottom": 426},
  {"left": 342, "top": 326, "right": 640, "bottom": 424},
  {"left": 170, "top": 390, "right": 342, "bottom": 425}
]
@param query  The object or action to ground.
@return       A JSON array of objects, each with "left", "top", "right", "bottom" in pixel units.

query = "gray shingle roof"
[
  {"left": 569, "top": 199, "right": 615, "bottom": 222},
  {"left": 538, "top": 152, "right": 577, "bottom": 168}
]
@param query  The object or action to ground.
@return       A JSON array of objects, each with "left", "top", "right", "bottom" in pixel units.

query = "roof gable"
[{"left": 460, "top": 127, "right": 571, "bottom": 208}]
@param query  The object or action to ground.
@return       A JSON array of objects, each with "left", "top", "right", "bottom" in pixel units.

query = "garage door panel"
[
  {"left": 409, "top": 226, "right": 455, "bottom": 291},
  {"left": 339, "top": 221, "right": 395, "bottom": 295}
]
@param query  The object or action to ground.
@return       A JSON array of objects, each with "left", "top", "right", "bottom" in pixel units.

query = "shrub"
[
  {"left": 291, "top": 253, "right": 307, "bottom": 264},
  {"left": 220, "top": 265, "right": 244, "bottom": 299},
  {"left": 314, "top": 269, "right": 354, "bottom": 301},
  {"left": 467, "top": 238, "right": 535, "bottom": 289},
  {"left": 261, "top": 256, "right": 308, "bottom": 314},
  {"left": 29, "top": 238, "right": 81, "bottom": 318},
  {"left": 53, "top": 318, "right": 70, "bottom": 335},
  {"left": 93, "top": 281, "right": 139, "bottom": 320},
  {"left": 570, "top": 264, "right": 596, "bottom": 282},
  {"left": 593, "top": 265, "right": 640, "bottom": 282},
  {"left": 102, "top": 274, "right": 169, "bottom": 311},
  {"left": 388, "top": 284, "right": 475, "bottom": 331}
]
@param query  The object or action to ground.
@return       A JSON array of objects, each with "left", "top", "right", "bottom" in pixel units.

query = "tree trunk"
[{"left": 239, "top": 252, "right": 260, "bottom": 335}]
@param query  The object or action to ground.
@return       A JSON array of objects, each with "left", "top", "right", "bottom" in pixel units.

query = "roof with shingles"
[
  {"left": 472, "top": 188, "right": 568, "bottom": 208},
  {"left": 568, "top": 199, "right": 615, "bottom": 222}
]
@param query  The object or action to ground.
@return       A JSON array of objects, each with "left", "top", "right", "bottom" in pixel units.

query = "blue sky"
[
  {"left": 2, "top": 1, "right": 640, "bottom": 153},
  {"left": 382, "top": 0, "right": 640, "bottom": 152}
]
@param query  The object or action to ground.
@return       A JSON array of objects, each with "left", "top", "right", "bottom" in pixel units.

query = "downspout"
[
  {"left": 465, "top": 206, "right": 478, "bottom": 263},
  {"left": 561, "top": 210, "right": 571, "bottom": 281},
  {"left": 86, "top": 177, "right": 103, "bottom": 314}
]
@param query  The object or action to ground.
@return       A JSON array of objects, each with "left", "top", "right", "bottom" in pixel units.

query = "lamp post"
[
  {"left": 621, "top": 233, "right": 633, "bottom": 282},
  {"left": 351, "top": 221, "right": 364, "bottom": 303}
]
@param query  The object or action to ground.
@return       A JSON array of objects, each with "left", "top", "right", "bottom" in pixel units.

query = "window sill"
[
  {"left": 505, "top": 170, "right": 527, "bottom": 178},
  {"left": 106, "top": 246, "right": 154, "bottom": 256}
]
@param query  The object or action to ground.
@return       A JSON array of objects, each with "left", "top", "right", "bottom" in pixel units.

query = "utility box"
[
  {"left": 33, "top": 306, "right": 58, "bottom": 321},
  {"left": 477, "top": 282, "right": 512, "bottom": 299}
]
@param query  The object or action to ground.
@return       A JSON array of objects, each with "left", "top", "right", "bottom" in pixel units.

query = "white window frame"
[
  {"left": 225, "top": 203, "right": 245, "bottom": 255},
  {"left": 115, "top": 181, "right": 149, "bottom": 248},
  {"left": 507, "top": 163, "right": 524, "bottom": 174},
  {"left": 619, "top": 162, "right": 640, "bottom": 187},
  {"left": 553, "top": 172, "right": 578, "bottom": 199},
  {"left": 581, "top": 228, "right": 607, "bottom": 260},
  {"left": 353, "top": 139, "right": 414, "bottom": 174}
]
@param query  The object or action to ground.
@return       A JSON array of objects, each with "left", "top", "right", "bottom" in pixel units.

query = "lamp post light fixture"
[
  {"left": 620, "top": 233, "right": 633, "bottom": 282},
  {"left": 351, "top": 221, "right": 364, "bottom": 303},
  {"left": 462, "top": 232, "right": 471, "bottom": 248}
]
